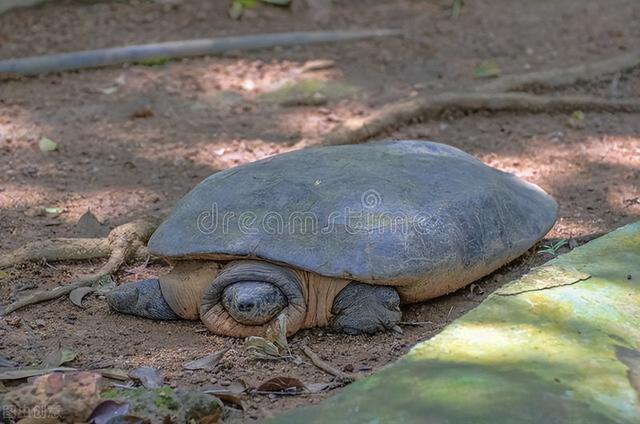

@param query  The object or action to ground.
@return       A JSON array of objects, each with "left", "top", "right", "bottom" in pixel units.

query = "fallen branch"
[
  {"left": 301, "top": 345, "right": 357, "bottom": 382},
  {"left": 476, "top": 50, "right": 640, "bottom": 92},
  {"left": 305, "top": 92, "right": 640, "bottom": 147},
  {"left": 0, "top": 29, "right": 400, "bottom": 76},
  {"left": 1, "top": 219, "right": 158, "bottom": 315},
  {"left": 399, "top": 321, "right": 433, "bottom": 326}
]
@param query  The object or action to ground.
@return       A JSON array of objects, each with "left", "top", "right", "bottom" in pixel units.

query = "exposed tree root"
[
  {"left": 299, "top": 50, "right": 640, "bottom": 148},
  {"left": 305, "top": 93, "right": 640, "bottom": 148},
  {"left": 0, "top": 238, "right": 111, "bottom": 270},
  {"left": 1, "top": 219, "right": 158, "bottom": 315},
  {"left": 476, "top": 50, "right": 640, "bottom": 92},
  {"left": 302, "top": 345, "right": 357, "bottom": 382}
]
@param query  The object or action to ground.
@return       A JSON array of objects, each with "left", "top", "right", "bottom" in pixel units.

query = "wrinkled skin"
[
  {"left": 221, "top": 281, "right": 288, "bottom": 325},
  {"left": 106, "top": 268, "right": 403, "bottom": 336},
  {"left": 331, "top": 282, "right": 402, "bottom": 335},
  {"left": 106, "top": 279, "right": 179, "bottom": 320}
]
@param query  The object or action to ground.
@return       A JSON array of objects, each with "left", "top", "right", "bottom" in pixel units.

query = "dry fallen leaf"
[
  {"left": 243, "top": 336, "right": 282, "bottom": 360},
  {"left": 265, "top": 313, "right": 288, "bottom": 351},
  {"left": 87, "top": 400, "right": 130, "bottom": 424},
  {"left": 304, "top": 381, "right": 339, "bottom": 393},
  {"left": 42, "top": 344, "right": 77, "bottom": 368},
  {"left": 128, "top": 367, "right": 163, "bottom": 388},
  {"left": 257, "top": 376, "right": 304, "bottom": 394},
  {"left": 0, "top": 367, "right": 76, "bottom": 381},
  {"left": 76, "top": 209, "right": 104, "bottom": 237},
  {"left": 129, "top": 108, "right": 154, "bottom": 119},
  {"left": 183, "top": 349, "right": 228, "bottom": 371},
  {"left": 93, "top": 368, "right": 129, "bottom": 381},
  {"left": 70, "top": 286, "right": 95, "bottom": 308},
  {"left": 469, "top": 283, "right": 485, "bottom": 295}
]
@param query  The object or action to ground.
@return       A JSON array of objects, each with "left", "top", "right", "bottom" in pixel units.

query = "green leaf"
[
  {"left": 572, "top": 110, "right": 585, "bottom": 121},
  {"left": 0, "top": 270, "right": 8, "bottom": 280},
  {"left": 38, "top": 137, "right": 58, "bottom": 153},
  {"left": 451, "top": 0, "right": 464, "bottom": 19},
  {"left": 473, "top": 60, "right": 501, "bottom": 79},
  {"left": 261, "top": 0, "right": 290, "bottom": 6},
  {"left": 229, "top": 1, "right": 244, "bottom": 19}
]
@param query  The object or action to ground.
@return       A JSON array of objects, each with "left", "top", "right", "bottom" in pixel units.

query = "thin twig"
[
  {"left": 301, "top": 345, "right": 357, "bottom": 382},
  {"left": 399, "top": 321, "right": 433, "bottom": 326}
]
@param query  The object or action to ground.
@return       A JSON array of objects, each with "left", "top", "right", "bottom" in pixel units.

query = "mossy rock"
[
  {"left": 269, "top": 222, "right": 640, "bottom": 424},
  {"left": 102, "top": 387, "right": 222, "bottom": 423}
]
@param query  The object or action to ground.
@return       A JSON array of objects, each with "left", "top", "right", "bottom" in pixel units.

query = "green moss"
[
  {"left": 261, "top": 79, "right": 357, "bottom": 106},
  {"left": 135, "top": 56, "right": 170, "bottom": 67},
  {"left": 153, "top": 387, "right": 179, "bottom": 410}
]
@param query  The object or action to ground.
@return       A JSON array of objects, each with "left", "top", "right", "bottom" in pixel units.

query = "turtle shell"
[{"left": 148, "top": 140, "right": 557, "bottom": 286}]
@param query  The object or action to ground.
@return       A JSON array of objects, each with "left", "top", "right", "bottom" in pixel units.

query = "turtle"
[{"left": 106, "top": 140, "right": 557, "bottom": 337}]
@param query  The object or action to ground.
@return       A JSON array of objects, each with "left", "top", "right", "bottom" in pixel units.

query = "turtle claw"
[{"left": 106, "top": 279, "right": 180, "bottom": 320}]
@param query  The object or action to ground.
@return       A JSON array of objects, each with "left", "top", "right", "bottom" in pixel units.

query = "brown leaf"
[
  {"left": 94, "top": 368, "right": 130, "bottom": 381},
  {"left": 128, "top": 367, "right": 163, "bottom": 388},
  {"left": 204, "top": 379, "right": 248, "bottom": 396},
  {"left": 70, "top": 286, "right": 95, "bottom": 308},
  {"left": 257, "top": 376, "right": 304, "bottom": 393},
  {"left": 130, "top": 108, "right": 154, "bottom": 119},
  {"left": 243, "top": 336, "right": 282, "bottom": 360},
  {"left": 214, "top": 392, "right": 246, "bottom": 410},
  {"left": 304, "top": 381, "right": 339, "bottom": 393},
  {"left": 183, "top": 349, "right": 228, "bottom": 371},
  {"left": 265, "top": 313, "right": 288, "bottom": 351}
]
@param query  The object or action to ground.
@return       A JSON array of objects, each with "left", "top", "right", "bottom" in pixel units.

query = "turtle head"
[
  {"left": 200, "top": 260, "right": 306, "bottom": 337},
  {"left": 221, "top": 281, "right": 287, "bottom": 325}
]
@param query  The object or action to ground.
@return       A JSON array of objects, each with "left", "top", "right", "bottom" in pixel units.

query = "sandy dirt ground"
[{"left": 1, "top": 0, "right": 639, "bottom": 420}]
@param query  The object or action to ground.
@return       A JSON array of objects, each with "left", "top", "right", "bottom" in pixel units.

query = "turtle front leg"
[
  {"left": 106, "top": 279, "right": 180, "bottom": 320},
  {"left": 330, "top": 282, "right": 402, "bottom": 335}
]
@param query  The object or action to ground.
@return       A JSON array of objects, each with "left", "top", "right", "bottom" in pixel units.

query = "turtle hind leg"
[
  {"left": 330, "top": 282, "right": 402, "bottom": 335},
  {"left": 106, "top": 279, "right": 180, "bottom": 320}
]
